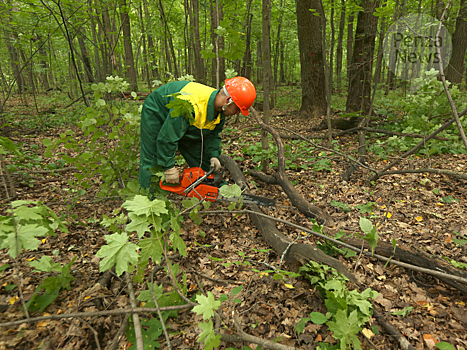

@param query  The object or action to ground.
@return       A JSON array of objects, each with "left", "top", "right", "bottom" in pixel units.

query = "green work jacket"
[{"left": 139, "top": 81, "right": 225, "bottom": 188}]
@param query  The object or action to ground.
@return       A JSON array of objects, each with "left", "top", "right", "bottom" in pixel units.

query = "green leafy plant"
[
  {"left": 297, "top": 261, "right": 378, "bottom": 349},
  {"left": 26, "top": 257, "right": 76, "bottom": 312},
  {"left": 330, "top": 200, "right": 351, "bottom": 212},
  {"left": 391, "top": 306, "right": 414, "bottom": 317},
  {"left": 0, "top": 200, "right": 68, "bottom": 258},
  {"left": 166, "top": 92, "right": 195, "bottom": 123},
  {"left": 354, "top": 202, "right": 377, "bottom": 215},
  {"left": 43, "top": 76, "right": 141, "bottom": 196},
  {"left": 376, "top": 71, "right": 467, "bottom": 155}
]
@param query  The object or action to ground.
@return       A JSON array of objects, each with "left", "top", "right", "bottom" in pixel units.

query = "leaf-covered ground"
[{"left": 1, "top": 96, "right": 466, "bottom": 350}]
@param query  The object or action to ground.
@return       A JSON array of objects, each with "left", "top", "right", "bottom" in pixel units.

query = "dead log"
[
  {"left": 344, "top": 237, "right": 467, "bottom": 294},
  {"left": 249, "top": 108, "right": 334, "bottom": 225},
  {"left": 220, "top": 154, "right": 355, "bottom": 281},
  {"left": 219, "top": 155, "right": 416, "bottom": 349}
]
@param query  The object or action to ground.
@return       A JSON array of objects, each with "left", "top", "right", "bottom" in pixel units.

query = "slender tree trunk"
[
  {"left": 256, "top": 40, "right": 262, "bottom": 85},
  {"left": 373, "top": 15, "right": 386, "bottom": 86},
  {"left": 0, "top": 62, "right": 8, "bottom": 93},
  {"left": 101, "top": 5, "right": 117, "bottom": 75},
  {"left": 296, "top": 0, "right": 327, "bottom": 118},
  {"left": 345, "top": 0, "right": 379, "bottom": 114},
  {"left": 336, "top": 0, "right": 345, "bottom": 93},
  {"left": 217, "top": 3, "right": 225, "bottom": 84},
  {"left": 262, "top": 0, "right": 272, "bottom": 171},
  {"left": 210, "top": 0, "right": 218, "bottom": 86},
  {"left": 445, "top": 0, "right": 467, "bottom": 86},
  {"left": 386, "top": 0, "right": 403, "bottom": 92},
  {"left": 78, "top": 35, "right": 94, "bottom": 83},
  {"left": 4, "top": 30, "right": 24, "bottom": 93},
  {"left": 189, "top": 0, "right": 205, "bottom": 83},
  {"left": 120, "top": 0, "right": 137, "bottom": 90},
  {"left": 159, "top": 0, "right": 179, "bottom": 78},
  {"left": 37, "top": 36, "right": 50, "bottom": 90},
  {"left": 346, "top": 14, "right": 354, "bottom": 83},
  {"left": 143, "top": 0, "right": 159, "bottom": 83},
  {"left": 271, "top": 0, "right": 283, "bottom": 106},
  {"left": 88, "top": 0, "right": 102, "bottom": 82},
  {"left": 279, "top": 41, "right": 285, "bottom": 84},
  {"left": 241, "top": 11, "right": 253, "bottom": 80},
  {"left": 329, "top": 0, "right": 335, "bottom": 93}
]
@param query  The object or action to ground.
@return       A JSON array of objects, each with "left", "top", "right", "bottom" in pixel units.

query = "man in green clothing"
[{"left": 139, "top": 76, "right": 256, "bottom": 189}]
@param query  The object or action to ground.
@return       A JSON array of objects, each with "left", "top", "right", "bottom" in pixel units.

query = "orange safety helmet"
[{"left": 224, "top": 77, "right": 256, "bottom": 116}]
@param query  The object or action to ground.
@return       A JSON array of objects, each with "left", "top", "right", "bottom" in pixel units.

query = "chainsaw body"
[
  {"left": 160, "top": 167, "right": 275, "bottom": 206},
  {"left": 159, "top": 167, "right": 218, "bottom": 202}
]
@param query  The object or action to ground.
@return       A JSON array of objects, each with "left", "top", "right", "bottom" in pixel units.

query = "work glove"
[
  {"left": 164, "top": 167, "right": 180, "bottom": 184},
  {"left": 210, "top": 157, "right": 222, "bottom": 172}
]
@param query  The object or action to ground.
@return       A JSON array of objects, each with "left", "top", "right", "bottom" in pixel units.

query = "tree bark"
[
  {"left": 189, "top": 0, "right": 205, "bottom": 83},
  {"left": 77, "top": 35, "right": 94, "bottom": 83},
  {"left": 88, "top": 0, "right": 102, "bottom": 82},
  {"left": 336, "top": 0, "right": 345, "bottom": 93},
  {"left": 119, "top": 0, "right": 138, "bottom": 91},
  {"left": 345, "top": 0, "right": 379, "bottom": 114},
  {"left": 262, "top": 0, "right": 272, "bottom": 172},
  {"left": 296, "top": 0, "right": 327, "bottom": 118},
  {"left": 346, "top": 14, "right": 354, "bottom": 84},
  {"left": 220, "top": 154, "right": 350, "bottom": 279},
  {"left": 37, "top": 36, "right": 50, "bottom": 90},
  {"left": 445, "top": 0, "right": 467, "bottom": 86},
  {"left": 241, "top": 11, "right": 253, "bottom": 80}
]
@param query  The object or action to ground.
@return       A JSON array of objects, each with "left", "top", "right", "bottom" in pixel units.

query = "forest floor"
[{"left": 0, "top": 93, "right": 466, "bottom": 350}]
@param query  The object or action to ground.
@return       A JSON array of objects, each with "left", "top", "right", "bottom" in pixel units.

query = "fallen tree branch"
[
  {"left": 333, "top": 126, "right": 451, "bottom": 141},
  {"left": 221, "top": 154, "right": 356, "bottom": 281},
  {"left": 215, "top": 156, "right": 420, "bottom": 349},
  {"left": 0, "top": 305, "right": 195, "bottom": 328},
  {"left": 343, "top": 236, "right": 467, "bottom": 294},
  {"left": 377, "top": 167, "right": 467, "bottom": 180},
  {"left": 203, "top": 208, "right": 467, "bottom": 287},
  {"left": 125, "top": 273, "right": 143, "bottom": 350},
  {"left": 249, "top": 108, "right": 334, "bottom": 224},
  {"left": 373, "top": 307, "right": 416, "bottom": 350},
  {"left": 368, "top": 114, "right": 462, "bottom": 182}
]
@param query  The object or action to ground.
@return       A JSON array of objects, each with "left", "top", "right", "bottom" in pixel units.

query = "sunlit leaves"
[{"left": 96, "top": 232, "right": 139, "bottom": 276}]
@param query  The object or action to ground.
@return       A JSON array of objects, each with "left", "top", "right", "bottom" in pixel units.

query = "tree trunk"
[
  {"left": 189, "top": 0, "right": 205, "bottom": 83},
  {"left": 329, "top": 0, "right": 335, "bottom": 93},
  {"left": 336, "top": 0, "right": 345, "bottom": 93},
  {"left": 37, "top": 36, "right": 50, "bottom": 91},
  {"left": 159, "top": 0, "right": 179, "bottom": 78},
  {"left": 373, "top": 1, "right": 387, "bottom": 86},
  {"left": 345, "top": 0, "right": 379, "bottom": 114},
  {"left": 210, "top": 0, "right": 218, "bottom": 87},
  {"left": 143, "top": 0, "right": 159, "bottom": 83},
  {"left": 241, "top": 12, "right": 253, "bottom": 80},
  {"left": 78, "top": 35, "right": 95, "bottom": 83},
  {"left": 101, "top": 5, "right": 117, "bottom": 75},
  {"left": 4, "top": 29, "right": 24, "bottom": 93},
  {"left": 120, "top": 0, "right": 138, "bottom": 91},
  {"left": 445, "top": 0, "right": 467, "bottom": 86},
  {"left": 279, "top": 41, "right": 285, "bottom": 84},
  {"left": 262, "top": 0, "right": 272, "bottom": 172},
  {"left": 346, "top": 14, "right": 354, "bottom": 83},
  {"left": 296, "top": 0, "right": 327, "bottom": 118},
  {"left": 88, "top": 0, "right": 102, "bottom": 82},
  {"left": 256, "top": 40, "right": 262, "bottom": 85}
]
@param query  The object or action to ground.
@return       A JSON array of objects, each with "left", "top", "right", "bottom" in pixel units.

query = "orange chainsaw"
[{"left": 159, "top": 167, "right": 275, "bottom": 206}]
